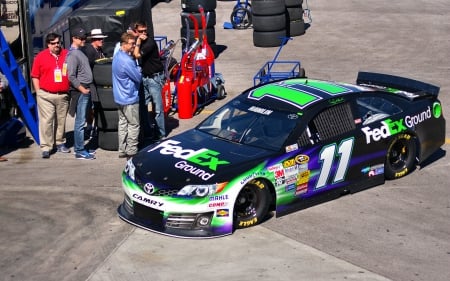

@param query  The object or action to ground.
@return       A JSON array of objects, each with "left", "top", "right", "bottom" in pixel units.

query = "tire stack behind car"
[
  {"left": 93, "top": 60, "right": 119, "bottom": 151},
  {"left": 180, "top": 0, "right": 217, "bottom": 50},
  {"left": 285, "top": 0, "right": 305, "bottom": 36},
  {"left": 252, "top": 0, "right": 306, "bottom": 47}
]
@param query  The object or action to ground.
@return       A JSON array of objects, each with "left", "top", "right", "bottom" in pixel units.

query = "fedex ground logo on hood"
[{"left": 148, "top": 140, "right": 230, "bottom": 171}]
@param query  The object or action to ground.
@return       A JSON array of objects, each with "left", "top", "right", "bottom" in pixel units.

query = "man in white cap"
[{"left": 81, "top": 28, "right": 108, "bottom": 142}]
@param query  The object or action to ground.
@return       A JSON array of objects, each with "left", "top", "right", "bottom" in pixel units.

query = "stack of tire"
[
  {"left": 93, "top": 61, "right": 119, "bottom": 151},
  {"left": 180, "top": 0, "right": 217, "bottom": 50},
  {"left": 252, "top": 0, "right": 306, "bottom": 47},
  {"left": 252, "top": 0, "right": 286, "bottom": 47},
  {"left": 285, "top": 0, "right": 305, "bottom": 37}
]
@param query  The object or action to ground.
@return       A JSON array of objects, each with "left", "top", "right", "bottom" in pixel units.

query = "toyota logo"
[{"left": 144, "top": 183, "right": 155, "bottom": 195}]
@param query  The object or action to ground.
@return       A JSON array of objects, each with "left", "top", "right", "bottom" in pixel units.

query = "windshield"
[{"left": 197, "top": 100, "right": 299, "bottom": 151}]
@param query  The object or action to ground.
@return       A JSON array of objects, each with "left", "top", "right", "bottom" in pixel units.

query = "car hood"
[{"left": 132, "top": 130, "right": 275, "bottom": 188}]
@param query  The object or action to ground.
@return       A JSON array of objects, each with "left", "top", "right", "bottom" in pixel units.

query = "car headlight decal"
[
  {"left": 177, "top": 182, "right": 228, "bottom": 198},
  {"left": 125, "top": 158, "right": 136, "bottom": 181}
]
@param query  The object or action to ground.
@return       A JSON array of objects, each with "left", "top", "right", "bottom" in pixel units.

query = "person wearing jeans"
[
  {"left": 66, "top": 27, "right": 95, "bottom": 160},
  {"left": 142, "top": 72, "right": 165, "bottom": 138},
  {"left": 132, "top": 21, "right": 166, "bottom": 140}
]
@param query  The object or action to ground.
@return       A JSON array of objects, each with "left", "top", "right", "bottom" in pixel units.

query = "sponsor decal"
[
  {"left": 238, "top": 217, "right": 257, "bottom": 227},
  {"left": 148, "top": 140, "right": 230, "bottom": 171},
  {"left": 296, "top": 170, "right": 310, "bottom": 185},
  {"left": 209, "top": 194, "right": 229, "bottom": 201},
  {"left": 361, "top": 118, "right": 406, "bottom": 144},
  {"left": 275, "top": 177, "right": 285, "bottom": 186},
  {"left": 175, "top": 161, "right": 215, "bottom": 181},
  {"left": 295, "top": 183, "right": 308, "bottom": 195},
  {"left": 285, "top": 175, "right": 297, "bottom": 185},
  {"left": 404, "top": 106, "right": 431, "bottom": 128},
  {"left": 285, "top": 143, "right": 299, "bottom": 153},
  {"left": 285, "top": 183, "right": 296, "bottom": 192},
  {"left": 295, "top": 154, "right": 309, "bottom": 164},
  {"left": 248, "top": 105, "right": 273, "bottom": 115},
  {"left": 132, "top": 194, "right": 164, "bottom": 207},
  {"left": 216, "top": 209, "right": 229, "bottom": 217},
  {"left": 361, "top": 164, "right": 384, "bottom": 177},
  {"left": 274, "top": 169, "right": 285, "bottom": 179},
  {"left": 209, "top": 202, "right": 227, "bottom": 208}
]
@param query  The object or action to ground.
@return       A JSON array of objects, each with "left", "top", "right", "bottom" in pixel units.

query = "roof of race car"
[{"left": 244, "top": 78, "right": 375, "bottom": 112}]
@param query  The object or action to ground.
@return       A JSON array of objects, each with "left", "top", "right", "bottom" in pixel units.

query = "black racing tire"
[
  {"left": 97, "top": 109, "right": 119, "bottom": 131},
  {"left": 98, "top": 130, "right": 118, "bottom": 151},
  {"left": 288, "top": 19, "right": 305, "bottom": 36},
  {"left": 96, "top": 86, "right": 116, "bottom": 110},
  {"left": 286, "top": 6, "right": 304, "bottom": 21},
  {"left": 285, "top": 0, "right": 303, "bottom": 7},
  {"left": 253, "top": 29, "right": 286, "bottom": 47},
  {"left": 234, "top": 179, "right": 271, "bottom": 229},
  {"left": 181, "top": 0, "right": 217, "bottom": 12},
  {"left": 251, "top": 0, "right": 285, "bottom": 16},
  {"left": 216, "top": 84, "right": 226, "bottom": 100},
  {"left": 181, "top": 11, "right": 216, "bottom": 28},
  {"left": 93, "top": 62, "right": 112, "bottom": 86},
  {"left": 384, "top": 133, "right": 417, "bottom": 180},
  {"left": 230, "top": 6, "right": 252, "bottom": 30},
  {"left": 252, "top": 13, "right": 286, "bottom": 32}
]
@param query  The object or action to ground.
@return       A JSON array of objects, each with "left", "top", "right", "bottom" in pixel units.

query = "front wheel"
[
  {"left": 384, "top": 133, "right": 416, "bottom": 180},
  {"left": 234, "top": 179, "right": 271, "bottom": 229}
]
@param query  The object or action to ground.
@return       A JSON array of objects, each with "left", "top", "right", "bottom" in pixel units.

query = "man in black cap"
[{"left": 66, "top": 27, "right": 95, "bottom": 160}]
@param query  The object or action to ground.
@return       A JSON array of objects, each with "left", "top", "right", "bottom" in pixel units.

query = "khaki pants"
[
  {"left": 36, "top": 89, "right": 70, "bottom": 152},
  {"left": 118, "top": 103, "right": 140, "bottom": 156}
]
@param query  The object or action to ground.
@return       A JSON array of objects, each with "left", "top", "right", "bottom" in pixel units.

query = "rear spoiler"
[{"left": 356, "top": 71, "right": 440, "bottom": 97}]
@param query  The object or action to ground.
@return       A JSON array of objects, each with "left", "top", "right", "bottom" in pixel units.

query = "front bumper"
[{"left": 117, "top": 193, "right": 234, "bottom": 239}]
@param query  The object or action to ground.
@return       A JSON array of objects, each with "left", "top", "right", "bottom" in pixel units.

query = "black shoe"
[
  {"left": 42, "top": 151, "right": 50, "bottom": 159},
  {"left": 118, "top": 152, "right": 128, "bottom": 158}
]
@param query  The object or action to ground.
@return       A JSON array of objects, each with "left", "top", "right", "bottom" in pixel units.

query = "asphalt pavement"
[{"left": 1, "top": 1, "right": 450, "bottom": 281}]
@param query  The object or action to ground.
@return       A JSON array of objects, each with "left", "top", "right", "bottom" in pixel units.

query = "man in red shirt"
[{"left": 31, "top": 33, "right": 71, "bottom": 159}]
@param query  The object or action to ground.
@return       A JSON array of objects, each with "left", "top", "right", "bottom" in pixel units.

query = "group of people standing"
[{"left": 30, "top": 21, "right": 166, "bottom": 160}]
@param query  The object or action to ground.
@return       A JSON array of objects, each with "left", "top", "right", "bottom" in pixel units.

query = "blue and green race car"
[{"left": 118, "top": 72, "right": 445, "bottom": 238}]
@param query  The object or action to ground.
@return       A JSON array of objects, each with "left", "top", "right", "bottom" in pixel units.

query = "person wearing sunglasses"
[
  {"left": 31, "top": 33, "right": 71, "bottom": 159},
  {"left": 132, "top": 21, "right": 166, "bottom": 141},
  {"left": 66, "top": 27, "right": 96, "bottom": 160}
]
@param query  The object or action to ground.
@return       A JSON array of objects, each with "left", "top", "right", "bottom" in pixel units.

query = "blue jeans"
[
  {"left": 142, "top": 74, "right": 165, "bottom": 137},
  {"left": 74, "top": 92, "right": 91, "bottom": 153}
]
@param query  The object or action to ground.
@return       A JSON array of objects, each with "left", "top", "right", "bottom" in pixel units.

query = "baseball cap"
[{"left": 71, "top": 27, "right": 87, "bottom": 39}]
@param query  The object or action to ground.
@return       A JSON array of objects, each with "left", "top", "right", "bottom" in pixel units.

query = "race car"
[{"left": 118, "top": 72, "right": 446, "bottom": 238}]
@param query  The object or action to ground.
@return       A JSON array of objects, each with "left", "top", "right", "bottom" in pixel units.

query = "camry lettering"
[
  {"left": 361, "top": 118, "right": 407, "bottom": 144},
  {"left": 148, "top": 140, "right": 230, "bottom": 171},
  {"left": 132, "top": 194, "right": 164, "bottom": 207},
  {"left": 404, "top": 106, "right": 431, "bottom": 128}
]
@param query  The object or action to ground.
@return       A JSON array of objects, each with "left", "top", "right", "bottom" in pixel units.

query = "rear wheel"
[
  {"left": 234, "top": 179, "right": 271, "bottom": 229},
  {"left": 385, "top": 133, "right": 416, "bottom": 180}
]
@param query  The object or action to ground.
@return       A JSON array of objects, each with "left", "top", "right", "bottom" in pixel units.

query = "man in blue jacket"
[{"left": 112, "top": 33, "right": 142, "bottom": 159}]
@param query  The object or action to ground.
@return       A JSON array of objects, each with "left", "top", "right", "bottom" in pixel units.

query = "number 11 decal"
[{"left": 316, "top": 138, "right": 355, "bottom": 189}]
